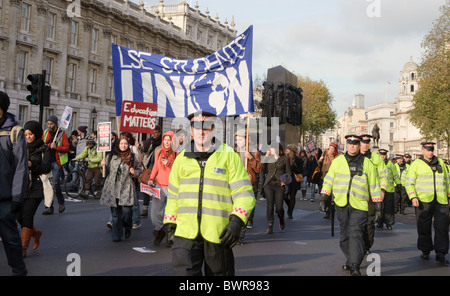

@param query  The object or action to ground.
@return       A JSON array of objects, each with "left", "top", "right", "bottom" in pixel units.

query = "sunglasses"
[
  {"left": 423, "top": 146, "right": 434, "bottom": 152},
  {"left": 361, "top": 139, "right": 371, "bottom": 144},
  {"left": 190, "top": 121, "right": 214, "bottom": 130},
  {"left": 347, "top": 140, "right": 360, "bottom": 145}
]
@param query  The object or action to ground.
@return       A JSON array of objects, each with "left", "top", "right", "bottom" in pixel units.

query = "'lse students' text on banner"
[{"left": 111, "top": 26, "right": 254, "bottom": 118}]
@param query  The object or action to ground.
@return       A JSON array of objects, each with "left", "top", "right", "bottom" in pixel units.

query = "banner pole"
[{"left": 245, "top": 113, "right": 250, "bottom": 169}]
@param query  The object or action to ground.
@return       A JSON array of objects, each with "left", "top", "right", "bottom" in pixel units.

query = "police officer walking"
[
  {"left": 359, "top": 134, "right": 387, "bottom": 253},
  {"left": 405, "top": 142, "right": 450, "bottom": 265},
  {"left": 320, "top": 135, "right": 382, "bottom": 276},
  {"left": 163, "top": 111, "right": 255, "bottom": 276},
  {"left": 377, "top": 149, "right": 400, "bottom": 230}
]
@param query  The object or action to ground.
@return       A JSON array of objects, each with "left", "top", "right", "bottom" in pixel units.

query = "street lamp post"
[{"left": 91, "top": 107, "right": 97, "bottom": 132}]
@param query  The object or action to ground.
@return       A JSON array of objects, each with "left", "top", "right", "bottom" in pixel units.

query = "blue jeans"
[
  {"left": 0, "top": 201, "right": 27, "bottom": 275},
  {"left": 51, "top": 162, "right": 65, "bottom": 205},
  {"left": 150, "top": 186, "right": 167, "bottom": 231},
  {"left": 110, "top": 202, "right": 133, "bottom": 241}
]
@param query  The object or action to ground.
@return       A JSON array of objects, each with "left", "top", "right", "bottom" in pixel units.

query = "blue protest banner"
[{"left": 112, "top": 26, "right": 254, "bottom": 118}]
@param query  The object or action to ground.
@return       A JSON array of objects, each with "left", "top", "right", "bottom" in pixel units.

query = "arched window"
[
  {"left": 410, "top": 85, "right": 415, "bottom": 93},
  {"left": 411, "top": 73, "right": 415, "bottom": 80}
]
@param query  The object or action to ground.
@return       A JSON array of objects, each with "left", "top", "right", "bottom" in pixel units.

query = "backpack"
[{"left": 0, "top": 125, "right": 23, "bottom": 149}]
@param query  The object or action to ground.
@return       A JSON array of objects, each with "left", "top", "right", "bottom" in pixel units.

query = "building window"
[
  {"left": 107, "top": 73, "right": 114, "bottom": 100},
  {"left": 390, "top": 132, "right": 394, "bottom": 142},
  {"left": 410, "top": 85, "right": 415, "bottom": 93},
  {"left": 111, "top": 35, "right": 117, "bottom": 45},
  {"left": 88, "top": 68, "right": 97, "bottom": 93},
  {"left": 411, "top": 73, "right": 415, "bottom": 80},
  {"left": 390, "top": 122, "right": 394, "bottom": 128},
  {"left": 91, "top": 28, "right": 98, "bottom": 53},
  {"left": 47, "top": 12, "right": 56, "bottom": 40},
  {"left": 67, "top": 63, "right": 76, "bottom": 92},
  {"left": 197, "top": 29, "right": 203, "bottom": 42},
  {"left": 70, "top": 21, "right": 78, "bottom": 46},
  {"left": 21, "top": 3, "right": 31, "bottom": 32},
  {"left": 17, "top": 51, "right": 28, "bottom": 83},
  {"left": 18, "top": 105, "right": 28, "bottom": 126},
  {"left": 44, "top": 57, "right": 54, "bottom": 85}
]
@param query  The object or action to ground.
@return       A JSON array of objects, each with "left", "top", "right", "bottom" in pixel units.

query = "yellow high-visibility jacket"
[
  {"left": 321, "top": 154, "right": 382, "bottom": 211},
  {"left": 405, "top": 157, "right": 450, "bottom": 204},
  {"left": 367, "top": 152, "right": 388, "bottom": 191},
  {"left": 164, "top": 143, "right": 255, "bottom": 244},
  {"left": 385, "top": 160, "right": 400, "bottom": 193}
]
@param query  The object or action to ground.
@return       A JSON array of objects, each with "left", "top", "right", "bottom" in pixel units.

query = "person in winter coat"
[
  {"left": 0, "top": 91, "right": 28, "bottom": 276},
  {"left": 19, "top": 121, "right": 52, "bottom": 257},
  {"left": 73, "top": 136, "right": 103, "bottom": 199},
  {"left": 318, "top": 142, "right": 338, "bottom": 219},
  {"left": 147, "top": 131, "right": 177, "bottom": 246},
  {"left": 284, "top": 145, "right": 303, "bottom": 218},
  {"left": 100, "top": 136, "right": 143, "bottom": 242},
  {"left": 262, "top": 143, "right": 291, "bottom": 234},
  {"left": 41, "top": 115, "right": 70, "bottom": 214}
]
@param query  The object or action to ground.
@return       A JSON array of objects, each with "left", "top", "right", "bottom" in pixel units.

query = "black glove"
[
  {"left": 219, "top": 215, "right": 244, "bottom": 248},
  {"left": 163, "top": 223, "right": 176, "bottom": 233},
  {"left": 10, "top": 201, "right": 22, "bottom": 214},
  {"left": 319, "top": 193, "right": 330, "bottom": 212},
  {"left": 374, "top": 202, "right": 382, "bottom": 222}
]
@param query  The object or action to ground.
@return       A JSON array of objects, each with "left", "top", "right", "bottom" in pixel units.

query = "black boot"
[{"left": 42, "top": 206, "right": 54, "bottom": 215}]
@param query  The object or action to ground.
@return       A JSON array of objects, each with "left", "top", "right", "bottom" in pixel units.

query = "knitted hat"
[
  {"left": 0, "top": 91, "right": 10, "bottom": 113},
  {"left": 24, "top": 120, "right": 43, "bottom": 139},
  {"left": 47, "top": 115, "right": 58, "bottom": 125},
  {"left": 77, "top": 126, "right": 88, "bottom": 134}
]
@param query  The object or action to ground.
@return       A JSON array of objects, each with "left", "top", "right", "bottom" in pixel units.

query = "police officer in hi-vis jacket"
[
  {"left": 320, "top": 134, "right": 382, "bottom": 276},
  {"left": 163, "top": 111, "right": 255, "bottom": 276},
  {"left": 405, "top": 141, "right": 450, "bottom": 265}
]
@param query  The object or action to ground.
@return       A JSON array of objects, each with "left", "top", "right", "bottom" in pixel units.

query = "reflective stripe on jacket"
[
  {"left": 321, "top": 154, "right": 382, "bottom": 211},
  {"left": 385, "top": 161, "right": 400, "bottom": 193},
  {"left": 404, "top": 158, "right": 450, "bottom": 204},
  {"left": 164, "top": 144, "right": 256, "bottom": 244},
  {"left": 370, "top": 152, "right": 388, "bottom": 191}
]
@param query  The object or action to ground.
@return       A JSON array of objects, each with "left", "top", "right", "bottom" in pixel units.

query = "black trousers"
[
  {"left": 172, "top": 235, "right": 235, "bottom": 276},
  {"left": 336, "top": 204, "right": 368, "bottom": 268},
  {"left": 17, "top": 198, "right": 43, "bottom": 229},
  {"left": 415, "top": 200, "right": 449, "bottom": 255},
  {"left": 395, "top": 185, "right": 408, "bottom": 213},
  {"left": 264, "top": 181, "right": 285, "bottom": 225},
  {"left": 381, "top": 191, "right": 395, "bottom": 226},
  {"left": 364, "top": 199, "right": 376, "bottom": 251}
]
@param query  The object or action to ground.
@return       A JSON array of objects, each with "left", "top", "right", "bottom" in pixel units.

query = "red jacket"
[{"left": 42, "top": 128, "right": 70, "bottom": 166}]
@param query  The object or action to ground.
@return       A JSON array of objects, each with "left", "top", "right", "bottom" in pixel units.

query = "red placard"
[{"left": 120, "top": 101, "right": 158, "bottom": 134}]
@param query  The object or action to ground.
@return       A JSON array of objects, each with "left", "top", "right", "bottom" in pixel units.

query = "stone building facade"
[{"left": 0, "top": 0, "right": 236, "bottom": 133}]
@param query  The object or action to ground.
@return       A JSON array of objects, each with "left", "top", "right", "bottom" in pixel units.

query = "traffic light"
[{"left": 26, "top": 74, "right": 43, "bottom": 105}]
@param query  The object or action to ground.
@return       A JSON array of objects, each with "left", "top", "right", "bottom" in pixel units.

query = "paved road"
[{"left": 1, "top": 190, "right": 449, "bottom": 277}]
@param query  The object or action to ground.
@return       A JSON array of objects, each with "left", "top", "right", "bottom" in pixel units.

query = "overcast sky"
[{"left": 142, "top": 0, "right": 446, "bottom": 116}]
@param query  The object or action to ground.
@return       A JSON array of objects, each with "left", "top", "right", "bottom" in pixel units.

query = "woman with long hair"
[
  {"left": 262, "top": 143, "right": 291, "bottom": 234},
  {"left": 100, "top": 136, "right": 142, "bottom": 242},
  {"left": 284, "top": 145, "right": 302, "bottom": 219},
  {"left": 318, "top": 142, "right": 338, "bottom": 219},
  {"left": 19, "top": 121, "right": 52, "bottom": 257},
  {"left": 147, "top": 131, "right": 177, "bottom": 246}
]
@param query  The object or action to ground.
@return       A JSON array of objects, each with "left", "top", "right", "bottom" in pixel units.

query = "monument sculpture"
[{"left": 372, "top": 123, "right": 380, "bottom": 147}]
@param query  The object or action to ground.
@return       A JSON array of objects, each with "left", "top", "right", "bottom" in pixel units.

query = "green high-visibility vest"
[
  {"left": 43, "top": 129, "right": 68, "bottom": 166},
  {"left": 321, "top": 154, "right": 382, "bottom": 211},
  {"left": 405, "top": 157, "right": 450, "bottom": 204},
  {"left": 164, "top": 144, "right": 256, "bottom": 244}
]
